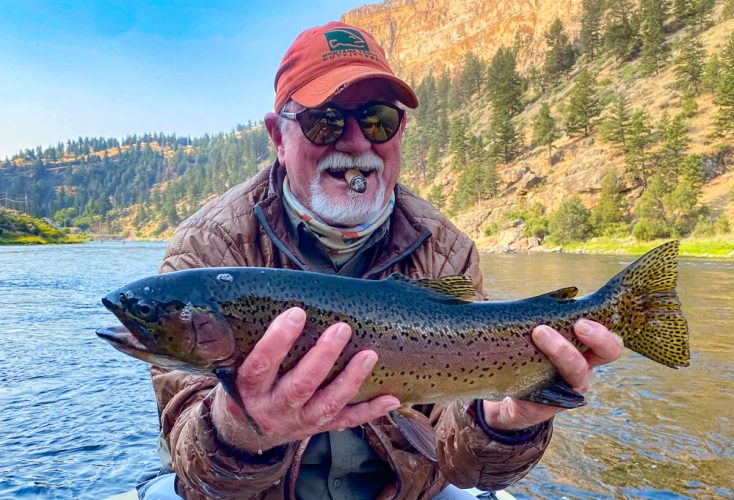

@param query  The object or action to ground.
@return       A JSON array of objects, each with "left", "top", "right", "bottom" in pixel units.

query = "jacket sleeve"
[
  {"left": 433, "top": 237, "right": 553, "bottom": 490},
  {"left": 151, "top": 225, "right": 296, "bottom": 499}
]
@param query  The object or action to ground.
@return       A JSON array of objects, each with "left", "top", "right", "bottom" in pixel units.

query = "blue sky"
[{"left": 0, "top": 0, "right": 375, "bottom": 159}]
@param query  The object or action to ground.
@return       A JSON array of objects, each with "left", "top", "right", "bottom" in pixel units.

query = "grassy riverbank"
[
  {"left": 0, "top": 208, "right": 88, "bottom": 245},
  {"left": 554, "top": 236, "right": 734, "bottom": 258}
]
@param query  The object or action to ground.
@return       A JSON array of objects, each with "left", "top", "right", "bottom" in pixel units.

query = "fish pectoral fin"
[
  {"left": 389, "top": 407, "right": 437, "bottom": 463},
  {"left": 517, "top": 376, "right": 587, "bottom": 409},
  {"left": 213, "top": 367, "right": 264, "bottom": 435}
]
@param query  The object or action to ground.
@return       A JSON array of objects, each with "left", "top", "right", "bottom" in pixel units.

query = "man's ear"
[{"left": 264, "top": 112, "right": 286, "bottom": 163}]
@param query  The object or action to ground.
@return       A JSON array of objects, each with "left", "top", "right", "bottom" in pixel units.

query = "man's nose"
[{"left": 334, "top": 115, "right": 371, "bottom": 155}]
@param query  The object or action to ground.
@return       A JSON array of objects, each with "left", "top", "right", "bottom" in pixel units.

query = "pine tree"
[
  {"left": 579, "top": 0, "right": 605, "bottom": 60},
  {"left": 639, "top": 0, "right": 669, "bottom": 74},
  {"left": 590, "top": 170, "right": 628, "bottom": 236},
  {"left": 673, "top": 34, "right": 706, "bottom": 94},
  {"left": 449, "top": 116, "right": 469, "bottom": 168},
  {"left": 532, "top": 102, "right": 560, "bottom": 164},
  {"left": 599, "top": 93, "right": 632, "bottom": 149},
  {"left": 460, "top": 52, "right": 485, "bottom": 100},
  {"left": 490, "top": 108, "right": 522, "bottom": 163},
  {"left": 543, "top": 18, "right": 576, "bottom": 86},
  {"left": 604, "top": 1, "right": 642, "bottom": 61},
  {"left": 427, "top": 183, "right": 446, "bottom": 211},
  {"left": 565, "top": 70, "right": 602, "bottom": 137},
  {"left": 659, "top": 114, "right": 690, "bottom": 175},
  {"left": 674, "top": 0, "right": 715, "bottom": 31},
  {"left": 702, "top": 53, "right": 721, "bottom": 93},
  {"left": 715, "top": 34, "right": 734, "bottom": 136},
  {"left": 625, "top": 111, "right": 655, "bottom": 188},
  {"left": 487, "top": 46, "right": 524, "bottom": 116}
]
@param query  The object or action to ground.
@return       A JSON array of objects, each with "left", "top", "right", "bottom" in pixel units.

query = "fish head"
[{"left": 97, "top": 273, "right": 239, "bottom": 374}]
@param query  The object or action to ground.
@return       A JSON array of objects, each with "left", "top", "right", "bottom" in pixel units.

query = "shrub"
[{"left": 549, "top": 195, "right": 592, "bottom": 244}]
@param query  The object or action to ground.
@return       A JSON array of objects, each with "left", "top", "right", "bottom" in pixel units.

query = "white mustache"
[{"left": 316, "top": 151, "right": 384, "bottom": 174}]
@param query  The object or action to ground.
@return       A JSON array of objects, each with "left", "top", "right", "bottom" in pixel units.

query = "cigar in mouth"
[{"left": 345, "top": 168, "right": 367, "bottom": 193}]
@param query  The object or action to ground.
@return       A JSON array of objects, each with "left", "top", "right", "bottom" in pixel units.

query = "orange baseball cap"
[{"left": 274, "top": 21, "right": 419, "bottom": 112}]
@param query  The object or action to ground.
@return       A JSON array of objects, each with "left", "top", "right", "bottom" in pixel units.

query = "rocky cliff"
[{"left": 343, "top": 0, "right": 583, "bottom": 82}]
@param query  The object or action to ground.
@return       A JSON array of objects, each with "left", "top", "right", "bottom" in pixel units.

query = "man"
[{"left": 143, "top": 21, "right": 622, "bottom": 499}]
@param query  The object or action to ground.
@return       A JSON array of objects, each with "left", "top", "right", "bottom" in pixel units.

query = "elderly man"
[{"left": 141, "top": 21, "right": 622, "bottom": 499}]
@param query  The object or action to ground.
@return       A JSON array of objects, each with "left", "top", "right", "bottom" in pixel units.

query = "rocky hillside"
[
  {"left": 343, "top": 0, "right": 583, "bottom": 82},
  {"left": 346, "top": 0, "right": 734, "bottom": 253}
]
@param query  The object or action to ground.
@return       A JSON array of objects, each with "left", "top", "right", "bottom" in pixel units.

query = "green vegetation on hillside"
[
  {"left": 0, "top": 126, "right": 272, "bottom": 238},
  {"left": 399, "top": 0, "right": 733, "bottom": 251},
  {"left": 0, "top": 207, "right": 87, "bottom": 244}
]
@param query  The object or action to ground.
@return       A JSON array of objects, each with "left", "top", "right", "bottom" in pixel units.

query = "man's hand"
[
  {"left": 482, "top": 319, "right": 624, "bottom": 431},
  {"left": 212, "top": 307, "right": 401, "bottom": 453}
]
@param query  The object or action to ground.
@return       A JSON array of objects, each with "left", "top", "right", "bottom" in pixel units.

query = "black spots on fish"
[
  {"left": 445, "top": 363, "right": 450, "bottom": 369},
  {"left": 167, "top": 336, "right": 174, "bottom": 342},
  {"left": 391, "top": 335, "right": 397, "bottom": 341}
]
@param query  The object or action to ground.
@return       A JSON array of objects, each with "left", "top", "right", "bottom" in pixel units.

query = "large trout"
[{"left": 97, "top": 240, "right": 689, "bottom": 459}]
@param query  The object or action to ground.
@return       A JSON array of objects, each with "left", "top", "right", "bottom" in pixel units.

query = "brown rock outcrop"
[{"left": 342, "top": 0, "right": 583, "bottom": 83}]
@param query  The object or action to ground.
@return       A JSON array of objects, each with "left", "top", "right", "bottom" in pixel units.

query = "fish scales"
[{"left": 97, "top": 240, "right": 689, "bottom": 412}]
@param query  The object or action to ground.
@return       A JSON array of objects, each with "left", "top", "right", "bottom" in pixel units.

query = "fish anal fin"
[
  {"left": 547, "top": 286, "right": 579, "bottom": 300},
  {"left": 213, "top": 366, "right": 264, "bottom": 435},
  {"left": 517, "top": 375, "right": 587, "bottom": 409},
  {"left": 390, "top": 407, "right": 437, "bottom": 463}
]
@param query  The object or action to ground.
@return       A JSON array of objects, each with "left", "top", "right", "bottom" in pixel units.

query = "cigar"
[{"left": 345, "top": 168, "right": 367, "bottom": 193}]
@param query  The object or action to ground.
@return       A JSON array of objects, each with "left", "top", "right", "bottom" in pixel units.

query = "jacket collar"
[{"left": 254, "top": 161, "right": 431, "bottom": 278}]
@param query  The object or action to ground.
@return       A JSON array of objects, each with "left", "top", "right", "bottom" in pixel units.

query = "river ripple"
[{"left": 0, "top": 243, "right": 731, "bottom": 499}]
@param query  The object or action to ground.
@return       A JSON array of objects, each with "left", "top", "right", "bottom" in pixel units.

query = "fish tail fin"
[{"left": 602, "top": 240, "right": 690, "bottom": 368}]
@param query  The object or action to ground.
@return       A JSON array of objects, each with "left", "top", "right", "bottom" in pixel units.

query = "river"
[{"left": 0, "top": 242, "right": 731, "bottom": 499}]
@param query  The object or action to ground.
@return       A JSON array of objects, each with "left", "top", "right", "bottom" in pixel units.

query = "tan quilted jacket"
[{"left": 152, "top": 162, "right": 553, "bottom": 499}]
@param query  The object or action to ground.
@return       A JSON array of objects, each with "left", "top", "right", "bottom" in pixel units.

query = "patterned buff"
[{"left": 282, "top": 177, "right": 395, "bottom": 266}]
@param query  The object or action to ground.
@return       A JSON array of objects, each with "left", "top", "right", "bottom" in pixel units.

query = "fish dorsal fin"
[{"left": 387, "top": 273, "right": 475, "bottom": 301}]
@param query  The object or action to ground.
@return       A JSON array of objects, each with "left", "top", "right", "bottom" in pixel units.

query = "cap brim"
[{"left": 291, "top": 65, "right": 419, "bottom": 109}]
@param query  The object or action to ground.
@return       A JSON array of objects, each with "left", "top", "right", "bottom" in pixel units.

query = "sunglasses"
[{"left": 280, "top": 102, "right": 404, "bottom": 145}]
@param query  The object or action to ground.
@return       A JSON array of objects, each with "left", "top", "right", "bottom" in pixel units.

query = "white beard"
[{"left": 309, "top": 151, "right": 386, "bottom": 226}]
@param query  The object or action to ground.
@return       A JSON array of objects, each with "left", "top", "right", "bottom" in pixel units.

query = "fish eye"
[{"left": 135, "top": 300, "right": 158, "bottom": 320}]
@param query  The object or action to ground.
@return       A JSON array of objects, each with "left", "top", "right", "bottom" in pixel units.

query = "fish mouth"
[
  {"left": 96, "top": 325, "right": 188, "bottom": 370},
  {"left": 96, "top": 325, "right": 158, "bottom": 358}
]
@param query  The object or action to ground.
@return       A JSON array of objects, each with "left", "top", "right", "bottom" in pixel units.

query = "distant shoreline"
[{"left": 475, "top": 235, "right": 734, "bottom": 259}]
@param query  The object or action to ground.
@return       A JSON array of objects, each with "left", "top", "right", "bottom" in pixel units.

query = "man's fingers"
[
  {"left": 532, "top": 325, "right": 589, "bottom": 393},
  {"left": 273, "top": 322, "right": 352, "bottom": 410},
  {"left": 574, "top": 319, "right": 624, "bottom": 369},
  {"left": 236, "top": 307, "right": 306, "bottom": 395},
  {"left": 323, "top": 395, "right": 401, "bottom": 431},
  {"left": 299, "top": 349, "right": 378, "bottom": 425}
]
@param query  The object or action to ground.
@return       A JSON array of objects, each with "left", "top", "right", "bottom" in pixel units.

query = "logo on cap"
[{"left": 324, "top": 28, "right": 369, "bottom": 51}]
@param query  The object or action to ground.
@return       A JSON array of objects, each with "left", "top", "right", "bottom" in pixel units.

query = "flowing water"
[{"left": 0, "top": 242, "right": 731, "bottom": 499}]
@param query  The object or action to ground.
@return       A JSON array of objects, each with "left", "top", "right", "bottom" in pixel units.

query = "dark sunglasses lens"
[
  {"left": 297, "top": 107, "right": 344, "bottom": 144},
  {"left": 358, "top": 104, "right": 401, "bottom": 143}
]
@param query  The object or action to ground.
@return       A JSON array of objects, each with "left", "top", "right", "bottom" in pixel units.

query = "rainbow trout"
[{"left": 97, "top": 240, "right": 689, "bottom": 459}]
